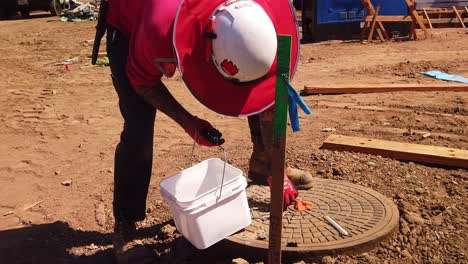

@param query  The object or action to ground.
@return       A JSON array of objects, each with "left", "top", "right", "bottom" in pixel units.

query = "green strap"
[{"left": 273, "top": 35, "right": 291, "bottom": 140}]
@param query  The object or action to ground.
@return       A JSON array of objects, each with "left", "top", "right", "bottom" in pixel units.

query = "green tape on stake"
[{"left": 273, "top": 35, "right": 292, "bottom": 140}]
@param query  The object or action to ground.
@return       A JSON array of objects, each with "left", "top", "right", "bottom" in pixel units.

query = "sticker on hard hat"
[
  {"left": 222, "top": 0, "right": 254, "bottom": 8},
  {"left": 220, "top": 59, "right": 239, "bottom": 76}
]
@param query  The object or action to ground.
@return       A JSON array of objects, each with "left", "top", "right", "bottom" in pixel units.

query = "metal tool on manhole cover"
[{"left": 225, "top": 178, "right": 399, "bottom": 258}]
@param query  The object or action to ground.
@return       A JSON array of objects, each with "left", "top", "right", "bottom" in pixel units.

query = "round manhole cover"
[{"left": 226, "top": 178, "right": 399, "bottom": 256}]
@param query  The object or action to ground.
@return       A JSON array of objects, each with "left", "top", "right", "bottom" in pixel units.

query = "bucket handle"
[{"left": 189, "top": 141, "right": 228, "bottom": 204}]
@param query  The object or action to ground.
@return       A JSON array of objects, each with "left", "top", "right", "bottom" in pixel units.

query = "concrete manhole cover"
[{"left": 226, "top": 178, "right": 399, "bottom": 256}]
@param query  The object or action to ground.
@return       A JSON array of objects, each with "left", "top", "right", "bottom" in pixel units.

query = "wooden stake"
[
  {"left": 423, "top": 8, "right": 433, "bottom": 29},
  {"left": 377, "top": 22, "right": 390, "bottom": 40},
  {"left": 268, "top": 35, "right": 291, "bottom": 264},
  {"left": 361, "top": 0, "right": 392, "bottom": 41},
  {"left": 360, "top": 21, "right": 370, "bottom": 42},
  {"left": 368, "top": 5, "right": 381, "bottom": 42},
  {"left": 405, "top": 0, "right": 430, "bottom": 38},
  {"left": 453, "top": 6, "right": 466, "bottom": 28},
  {"left": 376, "top": 27, "right": 385, "bottom": 42}
]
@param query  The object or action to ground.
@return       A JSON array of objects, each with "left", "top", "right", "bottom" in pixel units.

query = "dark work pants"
[{"left": 107, "top": 26, "right": 156, "bottom": 222}]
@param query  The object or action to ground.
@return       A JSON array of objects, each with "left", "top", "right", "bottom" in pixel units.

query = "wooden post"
[
  {"left": 405, "top": 0, "right": 430, "bottom": 38},
  {"left": 453, "top": 6, "right": 466, "bottom": 28},
  {"left": 368, "top": 5, "right": 381, "bottom": 42},
  {"left": 268, "top": 35, "right": 291, "bottom": 264}
]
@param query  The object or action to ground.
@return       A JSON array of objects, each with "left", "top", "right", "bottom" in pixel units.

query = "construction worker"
[{"left": 101, "top": 0, "right": 313, "bottom": 261}]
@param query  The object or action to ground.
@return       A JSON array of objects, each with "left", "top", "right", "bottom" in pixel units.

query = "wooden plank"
[
  {"left": 453, "top": 6, "right": 466, "bottom": 27},
  {"left": 423, "top": 8, "right": 434, "bottom": 28},
  {"left": 419, "top": 9, "right": 466, "bottom": 14},
  {"left": 365, "top": 16, "right": 413, "bottom": 22},
  {"left": 322, "top": 135, "right": 468, "bottom": 169},
  {"left": 406, "top": 0, "right": 431, "bottom": 38},
  {"left": 416, "top": 0, "right": 468, "bottom": 9},
  {"left": 302, "top": 85, "right": 468, "bottom": 94},
  {"left": 424, "top": 17, "right": 468, "bottom": 23},
  {"left": 368, "top": 5, "right": 381, "bottom": 42}
]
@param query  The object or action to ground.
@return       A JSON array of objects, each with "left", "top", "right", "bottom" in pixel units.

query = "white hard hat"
[{"left": 210, "top": 0, "right": 277, "bottom": 83}]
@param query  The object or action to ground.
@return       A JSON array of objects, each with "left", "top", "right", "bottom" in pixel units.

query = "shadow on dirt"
[
  {"left": 0, "top": 12, "right": 56, "bottom": 21},
  {"left": 0, "top": 220, "right": 248, "bottom": 263}
]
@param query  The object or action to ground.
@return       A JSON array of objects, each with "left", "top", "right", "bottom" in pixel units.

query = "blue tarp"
[{"left": 420, "top": 70, "right": 468, "bottom": 84}]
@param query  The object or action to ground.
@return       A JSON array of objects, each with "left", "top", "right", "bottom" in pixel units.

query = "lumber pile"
[{"left": 418, "top": 6, "right": 468, "bottom": 28}]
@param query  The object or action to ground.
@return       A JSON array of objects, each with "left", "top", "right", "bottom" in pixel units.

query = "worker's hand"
[
  {"left": 267, "top": 176, "right": 298, "bottom": 210},
  {"left": 184, "top": 116, "right": 225, "bottom": 147}
]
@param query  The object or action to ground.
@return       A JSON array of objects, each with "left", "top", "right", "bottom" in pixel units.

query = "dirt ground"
[{"left": 0, "top": 12, "right": 467, "bottom": 264}]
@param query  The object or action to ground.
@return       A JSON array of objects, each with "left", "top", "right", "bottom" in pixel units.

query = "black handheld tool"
[{"left": 200, "top": 129, "right": 225, "bottom": 146}]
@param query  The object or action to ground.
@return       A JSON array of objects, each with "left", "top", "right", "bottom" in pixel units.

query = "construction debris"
[
  {"left": 22, "top": 200, "right": 44, "bottom": 211},
  {"left": 3, "top": 211, "right": 14, "bottom": 216},
  {"left": 321, "top": 127, "right": 336, "bottom": 132},
  {"left": 324, "top": 216, "right": 350, "bottom": 236},
  {"left": 60, "top": 1, "right": 98, "bottom": 22},
  {"left": 61, "top": 180, "right": 73, "bottom": 186}
]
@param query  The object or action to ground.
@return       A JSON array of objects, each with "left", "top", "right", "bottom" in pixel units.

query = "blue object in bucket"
[{"left": 420, "top": 70, "right": 468, "bottom": 84}]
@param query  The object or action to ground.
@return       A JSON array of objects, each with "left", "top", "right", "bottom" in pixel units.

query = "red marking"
[{"left": 220, "top": 59, "right": 239, "bottom": 76}]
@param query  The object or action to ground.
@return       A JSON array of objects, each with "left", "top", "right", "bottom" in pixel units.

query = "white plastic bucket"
[{"left": 159, "top": 158, "right": 252, "bottom": 249}]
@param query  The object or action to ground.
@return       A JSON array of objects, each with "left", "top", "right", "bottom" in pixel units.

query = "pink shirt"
[{"left": 106, "top": 0, "right": 180, "bottom": 88}]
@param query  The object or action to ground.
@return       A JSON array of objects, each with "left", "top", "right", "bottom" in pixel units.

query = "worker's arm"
[{"left": 135, "top": 83, "right": 224, "bottom": 147}]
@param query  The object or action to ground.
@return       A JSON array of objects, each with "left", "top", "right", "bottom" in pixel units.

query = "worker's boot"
[
  {"left": 248, "top": 114, "right": 271, "bottom": 186},
  {"left": 248, "top": 109, "right": 314, "bottom": 190},
  {"left": 113, "top": 221, "right": 155, "bottom": 264}
]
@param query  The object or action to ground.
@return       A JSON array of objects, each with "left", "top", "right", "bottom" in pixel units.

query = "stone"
[
  {"left": 232, "top": 258, "right": 249, "bottom": 264},
  {"left": 401, "top": 249, "right": 412, "bottom": 259},
  {"left": 95, "top": 202, "right": 106, "bottom": 227},
  {"left": 432, "top": 214, "right": 444, "bottom": 226},
  {"left": 362, "top": 253, "right": 380, "bottom": 263},
  {"left": 321, "top": 256, "right": 334, "bottom": 264},
  {"left": 367, "top": 161, "right": 376, "bottom": 167},
  {"left": 54, "top": 171, "right": 60, "bottom": 175},
  {"left": 395, "top": 193, "right": 405, "bottom": 199},
  {"left": 415, "top": 188, "right": 425, "bottom": 195},
  {"left": 332, "top": 167, "right": 343, "bottom": 177},
  {"left": 161, "top": 224, "right": 177, "bottom": 237},
  {"left": 292, "top": 261, "right": 306, "bottom": 264},
  {"left": 404, "top": 211, "right": 425, "bottom": 225},
  {"left": 431, "top": 256, "right": 442, "bottom": 264},
  {"left": 256, "top": 230, "right": 266, "bottom": 240},
  {"left": 61, "top": 180, "right": 72, "bottom": 186},
  {"left": 400, "top": 222, "right": 410, "bottom": 235}
]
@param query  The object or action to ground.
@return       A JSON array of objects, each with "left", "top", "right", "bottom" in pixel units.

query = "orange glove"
[{"left": 295, "top": 200, "right": 313, "bottom": 211}]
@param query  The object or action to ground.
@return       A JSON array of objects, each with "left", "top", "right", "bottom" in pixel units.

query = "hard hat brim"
[{"left": 173, "top": 0, "right": 300, "bottom": 117}]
